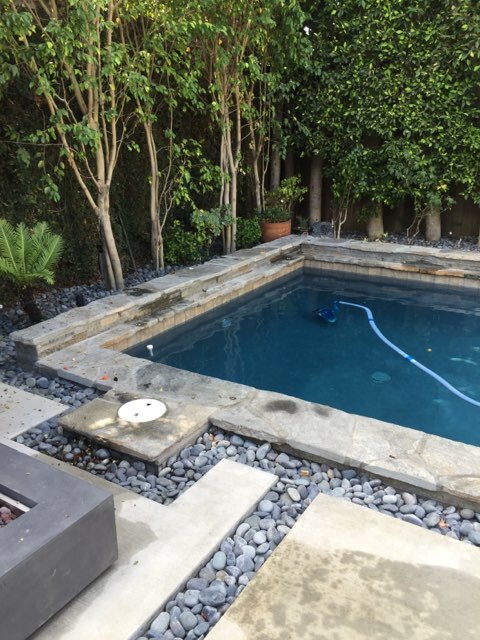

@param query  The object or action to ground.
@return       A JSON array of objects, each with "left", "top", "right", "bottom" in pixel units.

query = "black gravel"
[{"left": 312, "top": 223, "right": 480, "bottom": 252}]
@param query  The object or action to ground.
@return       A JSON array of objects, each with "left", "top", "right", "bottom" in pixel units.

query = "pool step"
[
  {"left": 208, "top": 492, "right": 480, "bottom": 640},
  {"left": 303, "top": 238, "right": 480, "bottom": 287},
  {"left": 35, "top": 251, "right": 303, "bottom": 390},
  {"left": 12, "top": 237, "right": 302, "bottom": 368}
]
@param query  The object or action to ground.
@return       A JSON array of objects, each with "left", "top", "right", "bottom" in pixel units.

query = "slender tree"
[
  {"left": 0, "top": 1, "right": 143, "bottom": 289},
  {"left": 197, "top": 0, "right": 306, "bottom": 252},
  {"left": 124, "top": 0, "right": 209, "bottom": 270}
]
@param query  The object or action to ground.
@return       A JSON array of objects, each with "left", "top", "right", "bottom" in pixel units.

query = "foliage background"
[{"left": 1, "top": 0, "right": 479, "bottom": 301}]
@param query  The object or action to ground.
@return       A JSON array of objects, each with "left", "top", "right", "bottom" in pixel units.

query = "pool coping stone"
[{"left": 54, "top": 364, "right": 480, "bottom": 509}]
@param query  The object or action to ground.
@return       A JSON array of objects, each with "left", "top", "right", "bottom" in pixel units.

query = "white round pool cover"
[{"left": 117, "top": 398, "right": 167, "bottom": 423}]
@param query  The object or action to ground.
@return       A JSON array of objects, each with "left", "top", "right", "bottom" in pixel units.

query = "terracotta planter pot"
[{"left": 261, "top": 220, "right": 292, "bottom": 242}]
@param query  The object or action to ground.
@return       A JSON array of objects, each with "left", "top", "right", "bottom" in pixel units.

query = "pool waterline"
[{"left": 126, "top": 269, "right": 480, "bottom": 447}]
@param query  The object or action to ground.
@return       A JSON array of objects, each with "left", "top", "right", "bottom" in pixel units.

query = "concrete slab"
[
  {"left": 13, "top": 451, "right": 275, "bottom": 640},
  {"left": 208, "top": 493, "right": 480, "bottom": 640},
  {"left": 0, "top": 382, "right": 65, "bottom": 439},
  {"left": 58, "top": 389, "right": 219, "bottom": 466}
]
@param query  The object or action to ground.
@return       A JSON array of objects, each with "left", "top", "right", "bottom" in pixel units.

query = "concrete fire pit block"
[{"left": 0, "top": 443, "right": 118, "bottom": 640}]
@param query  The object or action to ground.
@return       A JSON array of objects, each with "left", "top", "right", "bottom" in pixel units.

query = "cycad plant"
[{"left": 0, "top": 219, "right": 64, "bottom": 323}]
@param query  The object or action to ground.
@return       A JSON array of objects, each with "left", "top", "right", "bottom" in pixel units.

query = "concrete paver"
[
  {"left": 0, "top": 382, "right": 65, "bottom": 439},
  {"left": 59, "top": 392, "right": 210, "bottom": 465},
  {"left": 208, "top": 492, "right": 480, "bottom": 640},
  {"left": 58, "top": 388, "right": 243, "bottom": 466}
]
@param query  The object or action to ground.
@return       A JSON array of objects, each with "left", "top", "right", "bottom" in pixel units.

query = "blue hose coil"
[{"left": 334, "top": 300, "right": 480, "bottom": 409}]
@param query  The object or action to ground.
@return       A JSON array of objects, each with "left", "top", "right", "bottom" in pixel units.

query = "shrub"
[
  {"left": 263, "top": 176, "right": 308, "bottom": 214},
  {"left": 236, "top": 217, "right": 261, "bottom": 248},
  {"left": 164, "top": 220, "right": 203, "bottom": 265},
  {"left": 261, "top": 206, "right": 291, "bottom": 223},
  {"left": 0, "top": 219, "right": 64, "bottom": 322}
]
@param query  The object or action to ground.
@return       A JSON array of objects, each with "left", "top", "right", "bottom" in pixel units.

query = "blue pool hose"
[{"left": 333, "top": 300, "right": 480, "bottom": 408}]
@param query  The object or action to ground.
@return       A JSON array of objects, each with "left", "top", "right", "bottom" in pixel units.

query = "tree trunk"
[
  {"left": 100, "top": 233, "right": 115, "bottom": 290},
  {"left": 158, "top": 236, "right": 165, "bottom": 271},
  {"left": 284, "top": 147, "right": 295, "bottom": 179},
  {"left": 366, "top": 203, "right": 384, "bottom": 239},
  {"left": 98, "top": 186, "right": 124, "bottom": 290},
  {"left": 118, "top": 209, "right": 136, "bottom": 271},
  {"left": 229, "top": 170, "right": 237, "bottom": 253},
  {"left": 151, "top": 216, "right": 162, "bottom": 272},
  {"left": 269, "top": 105, "right": 283, "bottom": 191},
  {"left": 251, "top": 151, "right": 262, "bottom": 213},
  {"left": 425, "top": 206, "right": 441, "bottom": 242},
  {"left": 309, "top": 155, "right": 323, "bottom": 225},
  {"left": 19, "top": 287, "right": 43, "bottom": 324},
  {"left": 144, "top": 121, "right": 161, "bottom": 270},
  {"left": 270, "top": 148, "right": 281, "bottom": 191}
]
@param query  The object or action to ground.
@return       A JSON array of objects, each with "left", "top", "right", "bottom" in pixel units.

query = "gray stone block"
[{"left": 0, "top": 443, "right": 117, "bottom": 640}]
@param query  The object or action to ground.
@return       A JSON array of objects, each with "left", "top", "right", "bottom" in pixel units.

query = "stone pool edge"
[
  {"left": 14, "top": 235, "right": 480, "bottom": 510},
  {"left": 13, "top": 235, "right": 480, "bottom": 368},
  {"left": 55, "top": 372, "right": 480, "bottom": 511}
]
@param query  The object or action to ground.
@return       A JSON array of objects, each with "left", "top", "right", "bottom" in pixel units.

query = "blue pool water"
[{"left": 127, "top": 270, "right": 480, "bottom": 446}]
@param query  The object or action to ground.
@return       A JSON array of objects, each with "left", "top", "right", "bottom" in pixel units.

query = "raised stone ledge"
[
  {"left": 12, "top": 236, "right": 303, "bottom": 369},
  {"left": 12, "top": 237, "right": 480, "bottom": 368},
  {"left": 35, "top": 254, "right": 303, "bottom": 387},
  {"left": 209, "top": 389, "right": 480, "bottom": 510},
  {"left": 40, "top": 331, "right": 480, "bottom": 511},
  {"left": 302, "top": 237, "right": 480, "bottom": 285}
]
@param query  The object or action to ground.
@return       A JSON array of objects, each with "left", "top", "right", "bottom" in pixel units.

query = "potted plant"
[{"left": 261, "top": 176, "right": 307, "bottom": 242}]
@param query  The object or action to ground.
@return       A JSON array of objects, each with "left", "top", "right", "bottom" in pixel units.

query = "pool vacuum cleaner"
[
  {"left": 314, "top": 300, "right": 480, "bottom": 408},
  {"left": 315, "top": 301, "right": 339, "bottom": 323}
]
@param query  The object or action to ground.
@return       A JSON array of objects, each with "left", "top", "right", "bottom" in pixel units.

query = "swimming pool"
[{"left": 126, "top": 270, "right": 480, "bottom": 446}]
